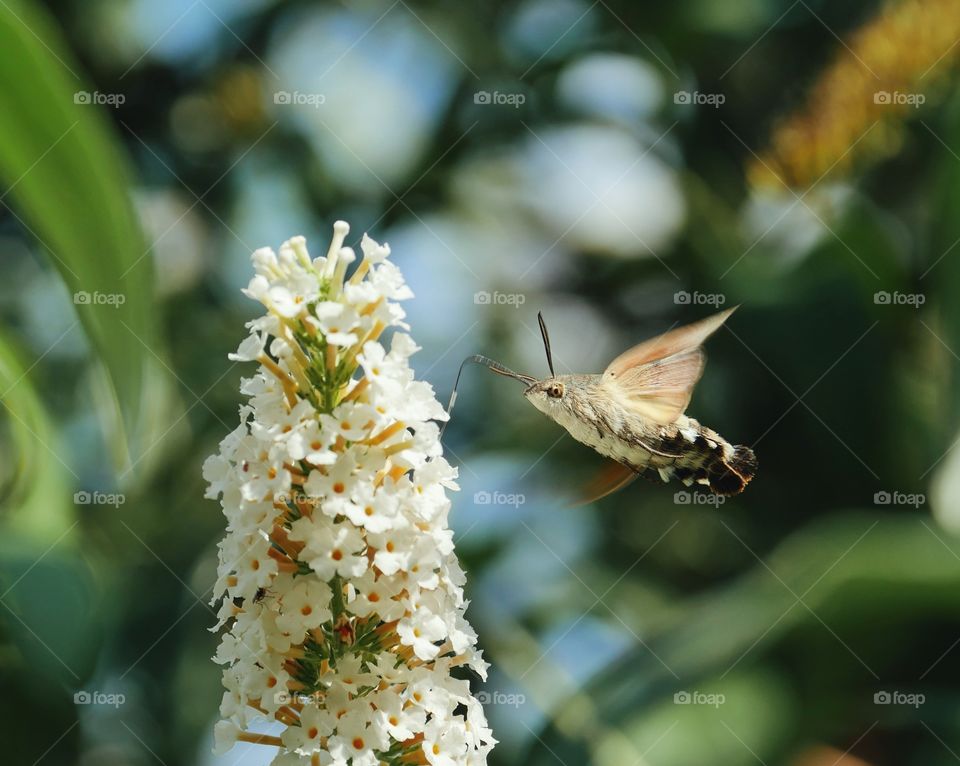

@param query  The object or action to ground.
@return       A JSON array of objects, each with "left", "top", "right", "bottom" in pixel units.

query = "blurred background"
[{"left": 2, "top": 0, "right": 960, "bottom": 763}]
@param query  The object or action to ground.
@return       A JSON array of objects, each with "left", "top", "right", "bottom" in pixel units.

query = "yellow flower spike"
[
  {"left": 365, "top": 421, "right": 407, "bottom": 446},
  {"left": 383, "top": 440, "right": 415, "bottom": 457},
  {"left": 277, "top": 318, "right": 312, "bottom": 369},
  {"left": 348, "top": 257, "right": 371, "bottom": 286},
  {"left": 236, "top": 732, "right": 284, "bottom": 747},
  {"left": 275, "top": 707, "right": 301, "bottom": 726},
  {"left": 341, "top": 320, "right": 386, "bottom": 373},
  {"left": 752, "top": 0, "right": 960, "bottom": 189},
  {"left": 282, "top": 463, "right": 308, "bottom": 483},
  {"left": 341, "top": 376, "right": 370, "bottom": 404},
  {"left": 387, "top": 464, "right": 408, "bottom": 483},
  {"left": 331, "top": 246, "right": 356, "bottom": 293},
  {"left": 298, "top": 307, "right": 319, "bottom": 337},
  {"left": 325, "top": 344, "right": 338, "bottom": 374},
  {"left": 360, "top": 296, "right": 383, "bottom": 316},
  {"left": 257, "top": 353, "right": 300, "bottom": 407}
]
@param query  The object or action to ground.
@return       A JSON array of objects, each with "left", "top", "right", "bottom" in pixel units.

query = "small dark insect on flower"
[
  {"left": 232, "top": 587, "right": 270, "bottom": 609},
  {"left": 444, "top": 308, "right": 757, "bottom": 503}
]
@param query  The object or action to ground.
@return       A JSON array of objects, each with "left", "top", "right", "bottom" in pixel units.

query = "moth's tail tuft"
[{"left": 708, "top": 445, "right": 757, "bottom": 495}]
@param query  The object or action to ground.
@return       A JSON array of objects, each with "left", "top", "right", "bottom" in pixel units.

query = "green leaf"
[
  {"left": 0, "top": 0, "right": 156, "bottom": 462},
  {"left": 0, "top": 330, "right": 71, "bottom": 538}
]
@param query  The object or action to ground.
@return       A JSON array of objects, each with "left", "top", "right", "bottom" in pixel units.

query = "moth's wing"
[
  {"left": 572, "top": 460, "right": 638, "bottom": 506},
  {"left": 600, "top": 307, "right": 736, "bottom": 425}
]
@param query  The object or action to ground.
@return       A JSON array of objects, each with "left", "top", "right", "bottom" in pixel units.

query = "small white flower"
[
  {"left": 327, "top": 709, "right": 387, "bottom": 765},
  {"left": 309, "top": 302, "right": 362, "bottom": 346},
  {"left": 280, "top": 703, "right": 334, "bottom": 751},
  {"left": 276, "top": 578, "right": 333, "bottom": 635},
  {"left": 423, "top": 717, "right": 471, "bottom": 766},
  {"left": 285, "top": 418, "right": 337, "bottom": 466},
  {"left": 304, "top": 520, "right": 368, "bottom": 581},
  {"left": 348, "top": 569, "right": 404, "bottom": 621},
  {"left": 360, "top": 232, "right": 390, "bottom": 264},
  {"left": 321, "top": 402, "right": 383, "bottom": 443},
  {"left": 374, "top": 689, "right": 426, "bottom": 742},
  {"left": 229, "top": 331, "right": 266, "bottom": 362},
  {"left": 398, "top": 607, "right": 448, "bottom": 661},
  {"left": 341, "top": 484, "right": 400, "bottom": 533}
]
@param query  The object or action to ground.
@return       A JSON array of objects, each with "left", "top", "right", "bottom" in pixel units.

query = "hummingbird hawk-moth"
[{"left": 444, "top": 307, "right": 757, "bottom": 503}]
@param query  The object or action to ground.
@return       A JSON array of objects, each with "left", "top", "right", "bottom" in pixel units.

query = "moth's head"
[
  {"left": 521, "top": 310, "right": 566, "bottom": 415},
  {"left": 523, "top": 377, "right": 566, "bottom": 415},
  {"left": 468, "top": 310, "right": 566, "bottom": 414}
]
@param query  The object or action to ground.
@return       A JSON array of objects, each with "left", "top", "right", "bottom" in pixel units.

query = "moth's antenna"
[
  {"left": 537, "top": 311, "right": 555, "bottom": 378},
  {"left": 440, "top": 354, "right": 536, "bottom": 440}
]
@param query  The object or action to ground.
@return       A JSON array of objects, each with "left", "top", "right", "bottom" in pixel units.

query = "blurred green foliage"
[{"left": 1, "top": 1, "right": 960, "bottom": 765}]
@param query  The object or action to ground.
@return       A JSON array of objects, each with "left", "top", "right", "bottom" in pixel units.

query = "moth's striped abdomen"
[
  {"left": 705, "top": 443, "right": 757, "bottom": 495},
  {"left": 627, "top": 418, "right": 757, "bottom": 496}
]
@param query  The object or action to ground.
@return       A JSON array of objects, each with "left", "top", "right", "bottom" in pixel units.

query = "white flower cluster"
[{"left": 204, "top": 222, "right": 495, "bottom": 766}]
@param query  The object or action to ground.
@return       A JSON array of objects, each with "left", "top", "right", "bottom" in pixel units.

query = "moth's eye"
[{"left": 546, "top": 383, "right": 564, "bottom": 399}]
